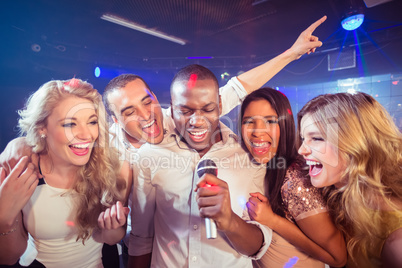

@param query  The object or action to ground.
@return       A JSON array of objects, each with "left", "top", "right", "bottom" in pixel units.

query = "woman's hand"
[
  {"left": 0, "top": 156, "right": 38, "bottom": 227},
  {"left": 247, "top": 192, "right": 279, "bottom": 230},
  {"left": 97, "top": 201, "right": 130, "bottom": 245},
  {"left": 98, "top": 201, "right": 130, "bottom": 230}
]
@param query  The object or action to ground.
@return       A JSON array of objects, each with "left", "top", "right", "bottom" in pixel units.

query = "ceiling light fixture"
[
  {"left": 187, "top": 56, "right": 213, "bottom": 59},
  {"left": 341, "top": 14, "right": 365, "bottom": 31},
  {"left": 101, "top": 14, "right": 186, "bottom": 45}
]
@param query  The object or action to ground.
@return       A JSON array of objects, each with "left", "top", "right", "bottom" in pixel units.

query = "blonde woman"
[
  {"left": 298, "top": 92, "right": 402, "bottom": 267},
  {"left": 0, "top": 78, "right": 131, "bottom": 267}
]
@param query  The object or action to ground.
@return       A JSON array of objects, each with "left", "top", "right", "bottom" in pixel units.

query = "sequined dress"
[{"left": 253, "top": 162, "right": 328, "bottom": 268}]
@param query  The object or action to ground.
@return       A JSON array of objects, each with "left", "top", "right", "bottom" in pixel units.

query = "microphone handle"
[{"left": 205, "top": 217, "right": 217, "bottom": 239}]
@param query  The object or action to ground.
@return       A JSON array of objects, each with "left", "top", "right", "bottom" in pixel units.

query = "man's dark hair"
[
  {"left": 103, "top": 74, "right": 152, "bottom": 117},
  {"left": 170, "top": 64, "right": 219, "bottom": 94}
]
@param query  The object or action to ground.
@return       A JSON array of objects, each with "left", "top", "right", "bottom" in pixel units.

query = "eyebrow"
[
  {"left": 58, "top": 114, "right": 98, "bottom": 122},
  {"left": 120, "top": 95, "right": 151, "bottom": 115},
  {"left": 304, "top": 131, "right": 322, "bottom": 137},
  {"left": 242, "top": 115, "right": 278, "bottom": 120},
  {"left": 177, "top": 102, "right": 216, "bottom": 110}
]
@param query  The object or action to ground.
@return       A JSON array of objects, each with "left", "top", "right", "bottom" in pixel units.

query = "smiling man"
[
  {"left": 170, "top": 74, "right": 223, "bottom": 155},
  {"left": 103, "top": 75, "right": 165, "bottom": 150},
  {"left": 128, "top": 64, "right": 272, "bottom": 267}
]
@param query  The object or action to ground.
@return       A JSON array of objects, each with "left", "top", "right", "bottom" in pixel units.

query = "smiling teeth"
[
  {"left": 306, "top": 160, "right": 321, "bottom": 166},
  {"left": 143, "top": 120, "right": 155, "bottom": 129},
  {"left": 251, "top": 142, "right": 268, "bottom": 147},
  {"left": 189, "top": 129, "right": 207, "bottom": 136},
  {"left": 71, "top": 143, "right": 90, "bottom": 149}
]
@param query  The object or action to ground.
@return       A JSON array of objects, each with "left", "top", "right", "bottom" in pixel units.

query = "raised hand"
[
  {"left": 247, "top": 192, "right": 279, "bottom": 229},
  {"left": 289, "top": 15, "right": 327, "bottom": 59},
  {"left": 0, "top": 156, "right": 38, "bottom": 227},
  {"left": 98, "top": 201, "right": 130, "bottom": 230},
  {"left": 0, "top": 137, "right": 40, "bottom": 178},
  {"left": 195, "top": 173, "right": 234, "bottom": 231}
]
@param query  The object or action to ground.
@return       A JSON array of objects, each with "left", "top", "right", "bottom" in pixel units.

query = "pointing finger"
[{"left": 306, "top": 15, "right": 327, "bottom": 34}]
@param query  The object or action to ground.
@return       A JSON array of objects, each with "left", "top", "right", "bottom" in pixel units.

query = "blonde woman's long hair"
[
  {"left": 18, "top": 78, "right": 125, "bottom": 242},
  {"left": 297, "top": 92, "right": 402, "bottom": 266}
]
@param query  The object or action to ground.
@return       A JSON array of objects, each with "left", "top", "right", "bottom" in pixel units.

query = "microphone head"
[{"left": 197, "top": 159, "right": 218, "bottom": 177}]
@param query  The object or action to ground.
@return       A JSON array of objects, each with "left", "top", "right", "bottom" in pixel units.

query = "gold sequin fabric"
[{"left": 281, "top": 162, "right": 327, "bottom": 222}]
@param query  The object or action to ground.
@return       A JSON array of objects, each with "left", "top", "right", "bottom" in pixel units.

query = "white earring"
[{"left": 41, "top": 133, "right": 46, "bottom": 139}]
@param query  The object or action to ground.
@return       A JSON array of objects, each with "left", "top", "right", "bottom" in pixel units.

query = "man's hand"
[
  {"left": 288, "top": 15, "right": 327, "bottom": 60},
  {"left": 195, "top": 173, "right": 235, "bottom": 232}
]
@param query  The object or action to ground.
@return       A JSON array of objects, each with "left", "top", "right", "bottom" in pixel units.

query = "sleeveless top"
[
  {"left": 20, "top": 178, "right": 103, "bottom": 268},
  {"left": 254, "top": 162, "right": 328, "bottom": 268}
]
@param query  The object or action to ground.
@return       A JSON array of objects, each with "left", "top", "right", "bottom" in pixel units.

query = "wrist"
[
  {"left": 281, "top": 48, "right": 299, "bottom": 62},
  {"left": 269, "top": 214, "right": 280, "bottom": 231},
  {"left": 0, "top": 218, "right": 19, "bottom": 236},
  {"left": 222, "top": 211, "right": 240, "bottom": 234},
  {"left": 280, "top": 48, "right": 297, "bottom": 63},
  {"left": 0, "top": 213, "right": 18, "bottom": 229}
]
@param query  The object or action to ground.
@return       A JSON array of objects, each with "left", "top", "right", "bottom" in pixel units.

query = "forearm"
[
  {"left": 128, "top": 253, "right": 152, "bottom": 268},
  {"left": 0, "top": 213, "right": 28, "bottom": 265},
  {"left": 223, "top": 212, "right": 264, "bottom": 256},
  {"left": 237, "top": 49, "right": 297, "bottom": 94},
  {"left": 270, "top": 215, "right": 346, "bottom": 267},
  {"left": 100, "top": 226, "right": 126, "bottom": 245}
]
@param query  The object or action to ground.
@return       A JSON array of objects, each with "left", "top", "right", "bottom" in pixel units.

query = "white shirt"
[
  {"left": 109, "top": 76, "right": 249, "bottom": 248},
  {"left": 129, "top": 123, "right": 272, "bottom": 267}
]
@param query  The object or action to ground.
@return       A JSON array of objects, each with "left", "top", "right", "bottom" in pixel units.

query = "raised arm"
[
  {"left": 0, "top": 157, "right": 38, "bottom": 265},
  {"left": 237, "top": 16, "right": 327, "bottom": 94},
  {"left": 248, "top": 192, "right": 346, "bottom": 267},
  {"left": 218, "top": 16, "right": 327, "bottom": 117}
]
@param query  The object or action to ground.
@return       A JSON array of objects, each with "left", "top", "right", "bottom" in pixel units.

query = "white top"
[
  {"left": 20, "top": 179, "right": 103, "bottom": 268},
  {"left": 129, "top": 123, "right": 272, "bottom": 268}
]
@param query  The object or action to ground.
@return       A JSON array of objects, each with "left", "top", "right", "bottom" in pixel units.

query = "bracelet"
[{"left": 0, "top": 219, "right": 18, "bottom": 236}]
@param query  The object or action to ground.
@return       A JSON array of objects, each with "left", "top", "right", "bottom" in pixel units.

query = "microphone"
[{"left": 197, "top": 159, "right": 218, "bottom": 239}]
